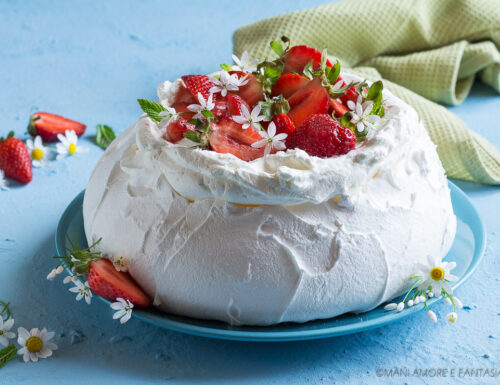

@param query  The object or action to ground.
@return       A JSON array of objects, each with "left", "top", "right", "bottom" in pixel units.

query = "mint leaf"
[
  {"left": 270, "top": 41, "right": 284, "bottom": 57},
  {"left": 183, "top": 131, "right": 201, "bottom": 143},
  {"left": 137, "top": 99, "right": 166, "bottom": 122},
  {"left": 0, "top": 344, "right": 16, "bottom": 368},
  {"left": 95, "top": 124, "right": 116, "bottom": 150}
]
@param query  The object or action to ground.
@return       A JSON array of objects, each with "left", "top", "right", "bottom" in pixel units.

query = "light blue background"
[{"left": 0, "top": 1, "right": 499, "bottom": 384}]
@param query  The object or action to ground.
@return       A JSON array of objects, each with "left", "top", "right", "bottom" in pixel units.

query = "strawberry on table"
[
  {"left": 28, "top": 112, "right": 86, "bottom": 143},
  {"left": 287, "top": 77, "right": 329, "bottom": 127},
  {"left": 88, "top": 258, "right": 151, "bottom": 307},
  {"left": 271, "top": 73, "right": 309, "bottom": 98},
  {"left": 286, "top": 113, "right": 356, "bottom": 158},
  {"left": 0, "top": 132, "right": 32, "bottom": 184},
  {"left": 229, "top": 71, "right": 264, "bottom": 107},
  {"left": 283, "top": 45, "right": 333, "bottom": 75}
]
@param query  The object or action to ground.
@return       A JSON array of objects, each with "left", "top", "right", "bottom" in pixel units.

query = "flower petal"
[
  {"left": 120, "top": 311, "right": 132, "bottom": 324},
  {"left": 251, "top": 139, "right": 268, "bottom": 149}
]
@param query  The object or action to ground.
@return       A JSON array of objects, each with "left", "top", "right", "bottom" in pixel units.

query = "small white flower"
[
  {"left": 418, "top": 295, "right": 426, "bottom": 303},
  {"left": 0, "top": 316, "right": 16, "bottom": 347},
  {"left": 347, "top": 95, "right": 380, "bottom": 133},
  {"left": 110, "top": 298, "right": 134, "bottom": 324},
  {"left": 454, "top": 297, "right": 463, "bottom": 309},
  {"left": 446, "top": 312, "right": 458, "bottom": 323},
  {"left": 158, "top": 106, "right": 178, "bottom": 129},
  {"left": 46, "top": 269, "right": 57, "bottom": 280},
  {"left": 414, "top": 297, "right": 420, "bottom": 305},
  {"left": 427, "top": 310, "right": 438, "bottom": 323},
  {"left": 69, "top": 280, "right": 92, "bottom": 305},
  {"left": 396, "top": 302, "right": 405, "bottom": 312},
  {"left": 384, "top": 303, "right": 397, "bottom": 311},
  {"left": 209, "top": 71, "right": 246, "bottom": 97},
  {"left": 110, "top": 256, "right": 128, "bottom": 273},
  {"left": 188, "top": 93, "right": 215, "bottom": 119},
  {"left": 415, "top": 256, "right": 459, "bottom": 297},
  {"left": 17, "top": 327, "right": 57, "bottom": 362},
  {"left": 444, "top": 297, "right": 452, "bottom": 305},
  {"left": 251, "top": 122, "right": 287, "bottom": 156},
  {"left": 0, "top": 170, "right": 9, "bottom": 191},
  {"left": 56, "top": 130, "right": 88, "bottom": 159},
  {"left": 232, "top": 104, "right": 265, "bottom": 130},
  {"left": 232, "top": 51, "right": 258, "bottom": 73},
  {"left": 407, "top": 299, "right": 414, "bottom": 307},
  {"left": 26, "top": 136, "right": 50, "bottom": 167}
]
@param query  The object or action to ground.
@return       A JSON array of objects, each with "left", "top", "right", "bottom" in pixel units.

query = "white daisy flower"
[
  {"left": 232, "top": 104, "right": 265, "bottom": 130},
  {"left": 56, "top": 130, "right": 88, "bottom": 159},
  {"left": 0, "top": 316, "right": 16, "bottom": 347},
  {"left": 110, "top": 298, "right": 134, "bottom": 324},
  {"left": 0, "top": 170, "right": 9, "bottom": 191},
  {"left": 69, "top": 280, "right": 92, "bottom": 305},
  {"left": 347, "top": 95, "right": 381, "bottom": 133},
  {"left": 209, "top": 71, "right": 246, "bottom": 97},
  {"left": 158, "top": 106, "right": 178, "bottom": 129},
  {"left": 187, "top": 93, "right": 215, "bottom": 119},
  {"left": 251, "top": 122, "right": 287, "bottom": 156},
  {"left": 415, "top": 256, "right": 459, "bottom": 297},
  {"left": 17, "top": 327, "right": 57, "bottom": 362},
  {"left": 26, "top": 136, "right": 50, "bottom": 167},
  {"left": 232, "top": 51, "right": 258, "bottom": 73}
]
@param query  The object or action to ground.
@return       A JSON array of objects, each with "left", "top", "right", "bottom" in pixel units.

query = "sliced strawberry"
[
  {"left": 271, "top": 73, "right": 309, "bottom": 98},
  {"left": 209, "top": 118, "right": 265, "bottom": 161},
  {"left": 339, "top": 85, "right": 359, "bottom": 105},
  {"left": 329, "top": 98, "right": 349, "bottom": 118},
  {"left": 88, "top": 258, "right": 151, "bottom": 307},
  {"left": 272, "top": 113, "right": 295, "bottom": 136},
  {"left": 286, "top": 114, "right": 356, "bottom": 158},
  {"left": 173, "top": 84, "right": 197, "bottom": 104},
  {"left": 229, "top": 71, "right": 264, "bottom": 107},
  {"left": 213, "top": 99, "right": 228, "bottom": 119},
  {"left": 283, "top": 45, "right": 333, "bottom": 75},
  {"left": 226, "top": 94, "right": 250, "bottom": 117},
  {"left": 0, "top": 135, "right": 32, "bottom": 184},
  {"left": 28, "top": 112, "right": 86, "bottom": 142},
  {"left": 287, "top": 78, "right": 329, "bottom": 127},
  {"left": 166, "top": 119, "right": 195, "bottom": 143},
  {"left": 181, "top": 75, "right": 215, "bottom": 101}
]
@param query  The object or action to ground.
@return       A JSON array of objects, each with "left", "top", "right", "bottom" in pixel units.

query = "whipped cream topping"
[{"left": 83, "top": 73, "right": 456, "bottom": 325}]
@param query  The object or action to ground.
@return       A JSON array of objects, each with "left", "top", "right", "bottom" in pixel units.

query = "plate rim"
[{"left": 55, "top": 180, "right": 486, "bottom": 342}]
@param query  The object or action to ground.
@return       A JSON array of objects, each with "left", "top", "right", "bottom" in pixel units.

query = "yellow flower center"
[
  {"left": 68, "top": 143, "right": 77, "bottom": 155},
  {"left": 26, "top": 336, "right": 43, "bottom": 353},
  {"left": 31, "top": 148, "right": 44, "bottom": 160},
  {"left": 430, "top": 267, "right": 445, "bottom": 281}
]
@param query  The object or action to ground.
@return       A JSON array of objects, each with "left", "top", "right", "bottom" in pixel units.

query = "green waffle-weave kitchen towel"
[{"left": 233, "top": 0, "right": 500, "bottom": 184}]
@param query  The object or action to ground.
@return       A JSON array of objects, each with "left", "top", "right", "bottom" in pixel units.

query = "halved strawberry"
[
  {"left": 229, "top": 71, "right": 264, "bottom": 107},
  {"left": 271, "top": 73, "right": 309, "bottom": 98},
  {"left": 173, "top": 84, "right": 197, "bottom": 104},
  {"left": 88, "top": 258, "right": 151, "bottom": 307},
  {"left": 283, "top": 45, "right": 333, "bottom": 75},
  {"left": 209, "top": 118, "right": 265, "bottom": 161},
  {"left": 272, "top": 113, "right": 295, "bottom": 136},
  {"left": 287, "top": 78, "right": 329, "bottom": 127},
  {"left": 181, "top": 75, "right": 215, "bottom": 101},
  {"left": 28, "top": 112, "right": 86, "bottom": 142},
  {"left": 166, "top": 119, "right": 195, "bottom": 143},
  {"left": 329, "top": 98, "right": 349, "bottom": 118},
  {"left": 227, "top": 94, "right": 250, "bottom": 117}
]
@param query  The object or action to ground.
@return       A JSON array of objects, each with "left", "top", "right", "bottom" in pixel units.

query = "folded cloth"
[{"left": 233, "top": 0, "right": 500, "bottom": 184}]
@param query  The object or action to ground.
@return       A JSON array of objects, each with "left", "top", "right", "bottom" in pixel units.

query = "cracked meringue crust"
[{"left": 83, "top": 73, "right": 456, "bottom": 325}]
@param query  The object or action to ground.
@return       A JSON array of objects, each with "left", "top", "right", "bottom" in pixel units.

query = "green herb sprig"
[
  {"left": 53, "top": 232, "right": 102, "bottom": 275},
  {"left": 0, "top": 300, "right": 15, "bottom": 368}
]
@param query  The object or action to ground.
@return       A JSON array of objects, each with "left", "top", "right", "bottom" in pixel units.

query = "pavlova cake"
[{"left": 82, "top": 39, "right": 457, "bottom": 325}]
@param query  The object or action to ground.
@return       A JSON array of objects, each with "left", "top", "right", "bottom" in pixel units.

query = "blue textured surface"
[{"left": 0, "top": 0, "right": 499, "bottom": 384}]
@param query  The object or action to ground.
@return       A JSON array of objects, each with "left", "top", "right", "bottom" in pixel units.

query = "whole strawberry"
[
  {"left": 286, "top": 114, "right": 356, "bottom": 158},
  {"left": 0, "top": 131, "right": 32, "bottom": 184}
]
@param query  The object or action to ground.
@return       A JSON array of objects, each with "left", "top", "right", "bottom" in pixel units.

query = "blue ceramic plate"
[{"left": 55, "top": 181, "right": 485, "bottom": 342}]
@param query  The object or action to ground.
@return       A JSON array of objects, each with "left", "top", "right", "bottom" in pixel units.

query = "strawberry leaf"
[
  {"left": 95, "top": 124, "right": 116, "bottom": 150},
  {"left": 183, "top": 131, "right": 201, "bottom": 143},
  {"left": 137, "top": 99, "right": 166, "bottom": 122},
  {"left": 270, "top": 40, "right": 284, "bottom": 57}
]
